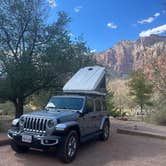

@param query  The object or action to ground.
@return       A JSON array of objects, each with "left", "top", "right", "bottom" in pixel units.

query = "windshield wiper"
[{"left": 60, "top": 107, "right": 68, "bottom": 110}]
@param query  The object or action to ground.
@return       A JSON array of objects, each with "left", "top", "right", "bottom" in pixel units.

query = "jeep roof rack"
[{"left": 63, "top": 66, "right": 106, "bottom": 96}]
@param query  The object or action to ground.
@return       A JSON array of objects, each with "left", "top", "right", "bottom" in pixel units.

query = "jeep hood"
[{"left": 23, "top": 109, "right": 79, "bottom": 121}]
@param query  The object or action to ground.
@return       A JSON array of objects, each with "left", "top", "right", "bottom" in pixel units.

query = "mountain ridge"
[{"left": 95, "top": 35, "right": 166, "bottom": 78}]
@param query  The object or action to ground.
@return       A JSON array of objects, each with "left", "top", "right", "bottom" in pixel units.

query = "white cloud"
[
  {"left": 107, "top": 22, "right": 117, "bottom": 29},
  {"left": 74, "top": 6, "right": 82, "bottom": 13},
  {"left": 90, "top": 49, "right": 96, "bottom": 53},
  {"left": 139, "top": 24, "right": 166, "bottom": 37},
  {"left": 137, "top": 12, "right": 160, "bottom": 25},
  {"left": 48, "top": 0, "right": 57, "bottom": 8},
  {"left": 154, "top": 12, "right": 160, "bottom": 17},
  {"left": 138, "top": 17, "right": 154, "bottom": 24}
]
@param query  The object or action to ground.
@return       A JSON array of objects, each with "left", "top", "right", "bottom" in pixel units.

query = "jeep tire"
[
  {"left": 10, "top": 140, "right": 29, "bottom": 153},
  {"left": 57, "top": 130, "right": 79, "bottom": 163},
  {"left": 100, "top": 121, "right": 109, "bottom": 141}
]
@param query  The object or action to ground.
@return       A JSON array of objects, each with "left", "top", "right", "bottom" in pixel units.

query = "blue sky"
[{"left": 48, "top": 0, "right": 166, "bottom": 52}]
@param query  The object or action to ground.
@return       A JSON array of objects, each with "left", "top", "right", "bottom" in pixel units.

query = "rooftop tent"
[{"left": 63, "top": 66, "right": 106, "bottom": 95}]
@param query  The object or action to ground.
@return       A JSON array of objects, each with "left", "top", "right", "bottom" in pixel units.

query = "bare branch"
[
  {"left": 0, "top": 26, "right": 20, "bottom": 63},
  {"left": 15, "top": 17, "right": 31, "bottom": 55}
]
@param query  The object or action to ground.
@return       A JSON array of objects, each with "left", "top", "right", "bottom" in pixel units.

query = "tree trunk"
[{"left": 13, "top": 98, "right": 24, "bottom": 118}]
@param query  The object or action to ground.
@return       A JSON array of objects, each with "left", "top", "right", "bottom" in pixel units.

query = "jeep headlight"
[
  {"left": 12, "top": 118, "right": 19, "bottom": 127},
  {"left": 19, "top": 117, "right": 25, "bottom": 126},
  {"left": 46, "top": 119, "right": 57, "bottom": 129}
]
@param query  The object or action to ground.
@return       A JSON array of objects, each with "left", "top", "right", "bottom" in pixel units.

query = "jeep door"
[
  {"left": 94, "top": 97, "right": 106, "bottom": 131},
  {"left": 79, "top": 97, "right": 96, "bottom": 136}
]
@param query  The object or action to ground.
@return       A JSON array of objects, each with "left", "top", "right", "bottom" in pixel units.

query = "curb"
[{"left": 117, "top": 128, "right": 166, "bottom": 140}]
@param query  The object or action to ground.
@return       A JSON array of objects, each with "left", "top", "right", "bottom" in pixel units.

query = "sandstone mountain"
[{"left": 95, "top": 35, "right": 166, "bottom": 78}]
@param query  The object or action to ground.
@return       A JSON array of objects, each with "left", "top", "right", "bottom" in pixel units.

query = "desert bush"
[
  {"left": 109, "top": 109, "right": 122, "bottom": 117},
  {"left": 146, "top": 107, "right": 166, "bottom": 125},
  {"left": 0, "top": 102, "right": 15, "bottom": 116},
  {"left": 153, "top": 108, "right": 166, "bottom": 125},
  {"left": 0, "top": 120, "right": 12, "bottom": 133}
]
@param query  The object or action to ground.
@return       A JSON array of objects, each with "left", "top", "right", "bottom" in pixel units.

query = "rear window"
[
  {"left": 85, "top": 98, "right": 94, "bottom": 112},
  {"left": 95, "top": 99, "right": 101, "bottom": 112}
]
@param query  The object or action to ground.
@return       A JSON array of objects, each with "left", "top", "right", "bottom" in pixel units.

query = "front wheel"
[
  {"left": 99, "top": 121, "right": 110, "bottom": 141},
  {"left": 57, "top": 130, "right": 79, "bottom": 163},
  {"left": 10, "top": 140, "right": 29, "bottom": 153}
]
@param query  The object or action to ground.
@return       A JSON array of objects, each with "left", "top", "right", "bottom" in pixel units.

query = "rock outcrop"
[{"left": 95, "top": 35, "right": 166, "bottom": 77}]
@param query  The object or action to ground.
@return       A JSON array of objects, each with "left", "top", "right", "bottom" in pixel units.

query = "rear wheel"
[
  {"left": 57, "top": 130, "right": 79, "bottom": 163},
  {"left": 100, "top": 121, "right": 110, "bottom": 141},
  {"left": 10, "top": 140, "right": 29, "bottom": 153}
]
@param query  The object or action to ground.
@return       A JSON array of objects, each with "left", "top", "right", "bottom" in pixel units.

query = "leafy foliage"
[
  {"left": 146, "top": 105, "right": 166, "bottom": 126},
  {"left": 0, "top": 0, "right": 94, "bottom": 117},
  {"left": 106, "top": 92, "right": 119, "bottom": 117},
  {"left": 128, "top": 70, "right": 153, "bottom": 117},
  {"left": 0, "top": 102, "right": 15, "bottom": 115},
  {"left": 145, "top": 55, "right": 166, "bottom": 98}
]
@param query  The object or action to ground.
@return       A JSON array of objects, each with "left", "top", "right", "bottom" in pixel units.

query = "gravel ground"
[{"left": 0, "top": 124, "right": 166, "bottom": 166}]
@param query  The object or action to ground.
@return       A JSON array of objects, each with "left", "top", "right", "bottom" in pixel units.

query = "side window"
[
  {"left": 101, "top": 98, "right": 106, "bottom": 111},
  {"left": 85, "top": 98, "right": 94, "bottom": 113},
  {"left": 95, "top": 99, "right": 101, "bottom": 112}
]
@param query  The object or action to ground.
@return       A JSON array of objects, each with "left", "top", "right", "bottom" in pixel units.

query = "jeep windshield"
[{"left": 46, "top": 96, "right": 84, "bottom": 111}]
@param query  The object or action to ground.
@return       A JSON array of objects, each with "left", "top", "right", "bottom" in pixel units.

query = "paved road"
[{"left": 0, "top": 127, "right": 166, "bottom": 166}]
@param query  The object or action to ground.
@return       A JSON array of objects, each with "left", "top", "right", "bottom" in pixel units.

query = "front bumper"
[{"left": 8, "top": 128, "right": 61, "bottom": 149}]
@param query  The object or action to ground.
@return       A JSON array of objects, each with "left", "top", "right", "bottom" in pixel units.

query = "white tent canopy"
[{"left": 63, "top": 66, "right": 106, "bottom": 95}]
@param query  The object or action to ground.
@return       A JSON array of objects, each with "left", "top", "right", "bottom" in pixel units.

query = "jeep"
[{"left": 8, "top": 66, "right": 110, "bottom": 163}]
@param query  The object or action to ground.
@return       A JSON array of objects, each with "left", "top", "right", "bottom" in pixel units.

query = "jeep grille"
[{"left": 23, "top": 117, "right": 48, "bottom": 133}]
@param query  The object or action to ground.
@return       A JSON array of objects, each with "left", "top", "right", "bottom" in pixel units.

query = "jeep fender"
[{"left": 100, "top": 116, "right": 110, "bottom": 130}]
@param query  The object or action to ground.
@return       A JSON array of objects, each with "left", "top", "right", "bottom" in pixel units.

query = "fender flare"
[
  {"left": 100, "top": 116, "right": 110, "bottom": 130},
  {"left": 55, "top": 121, "right": 80, "bottom": 131}
]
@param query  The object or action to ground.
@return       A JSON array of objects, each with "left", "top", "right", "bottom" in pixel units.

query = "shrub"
[
  {"left": 106, "top": 94, "right": 119, "bottom": 117},
  {"left": 0, "top": 102, "right": 15, "bottom": 116},
  {"left": 146, "top": 107, "right": 166, "bottom": 125},
  {"left": 109, "top": 109, "right": 121, "bottom": 117},
  {"left": 153, "top": 108, "right": 166, "bottom": 125}
]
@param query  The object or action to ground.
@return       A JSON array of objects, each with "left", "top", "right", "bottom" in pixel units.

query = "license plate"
[{"left": 22, "top": 135, "right": 32, "bottom": 143}]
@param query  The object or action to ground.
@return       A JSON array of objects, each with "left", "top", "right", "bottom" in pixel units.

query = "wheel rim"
[
  {"left": 104, "top": 124, "right": 109, "bottom": 138},
  {"left": 67, "top": 135, "right": 77, "bottom": 158}
]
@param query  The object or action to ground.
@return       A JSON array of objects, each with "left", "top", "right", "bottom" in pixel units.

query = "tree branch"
[
  {"left": 0, "top": 26, "right": 20, "bottom": 63},
  {"left": 15, "top": 17, "right": 31, "bottom": 55}
]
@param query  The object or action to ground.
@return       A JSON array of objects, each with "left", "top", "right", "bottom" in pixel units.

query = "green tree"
[
  {"left": 106, "top": 92, "right": 119, "bottom": 117},
  {"left": 128, "top": 70, "right": 153, "bottom": 120},
  {"left": 0, "top": 0, "right": 94, "bottom": 118}
]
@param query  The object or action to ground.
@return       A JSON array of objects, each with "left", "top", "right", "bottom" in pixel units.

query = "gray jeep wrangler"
[{"left": 8, "top": 66, "right": 110, "bottom": 163}]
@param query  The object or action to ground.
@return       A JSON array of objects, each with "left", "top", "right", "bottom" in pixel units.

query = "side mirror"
[
  {"left": 75, "top": 109, "right": 84, "bottom": 116},
  {"left": 83, "top": 107, "right": 92, "bottom": 114},
  {"left": 42, "top": 104, "right": 47, "bottom": 110}
]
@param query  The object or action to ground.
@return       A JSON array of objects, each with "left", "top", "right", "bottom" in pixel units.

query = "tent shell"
[{"left": 63, "top": 66, "right": 106, "bottom": 96}]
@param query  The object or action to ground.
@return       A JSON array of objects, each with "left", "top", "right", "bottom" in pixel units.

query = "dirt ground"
[{"left": 0, "top": 122, "right": 166, "bottom": 166}]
